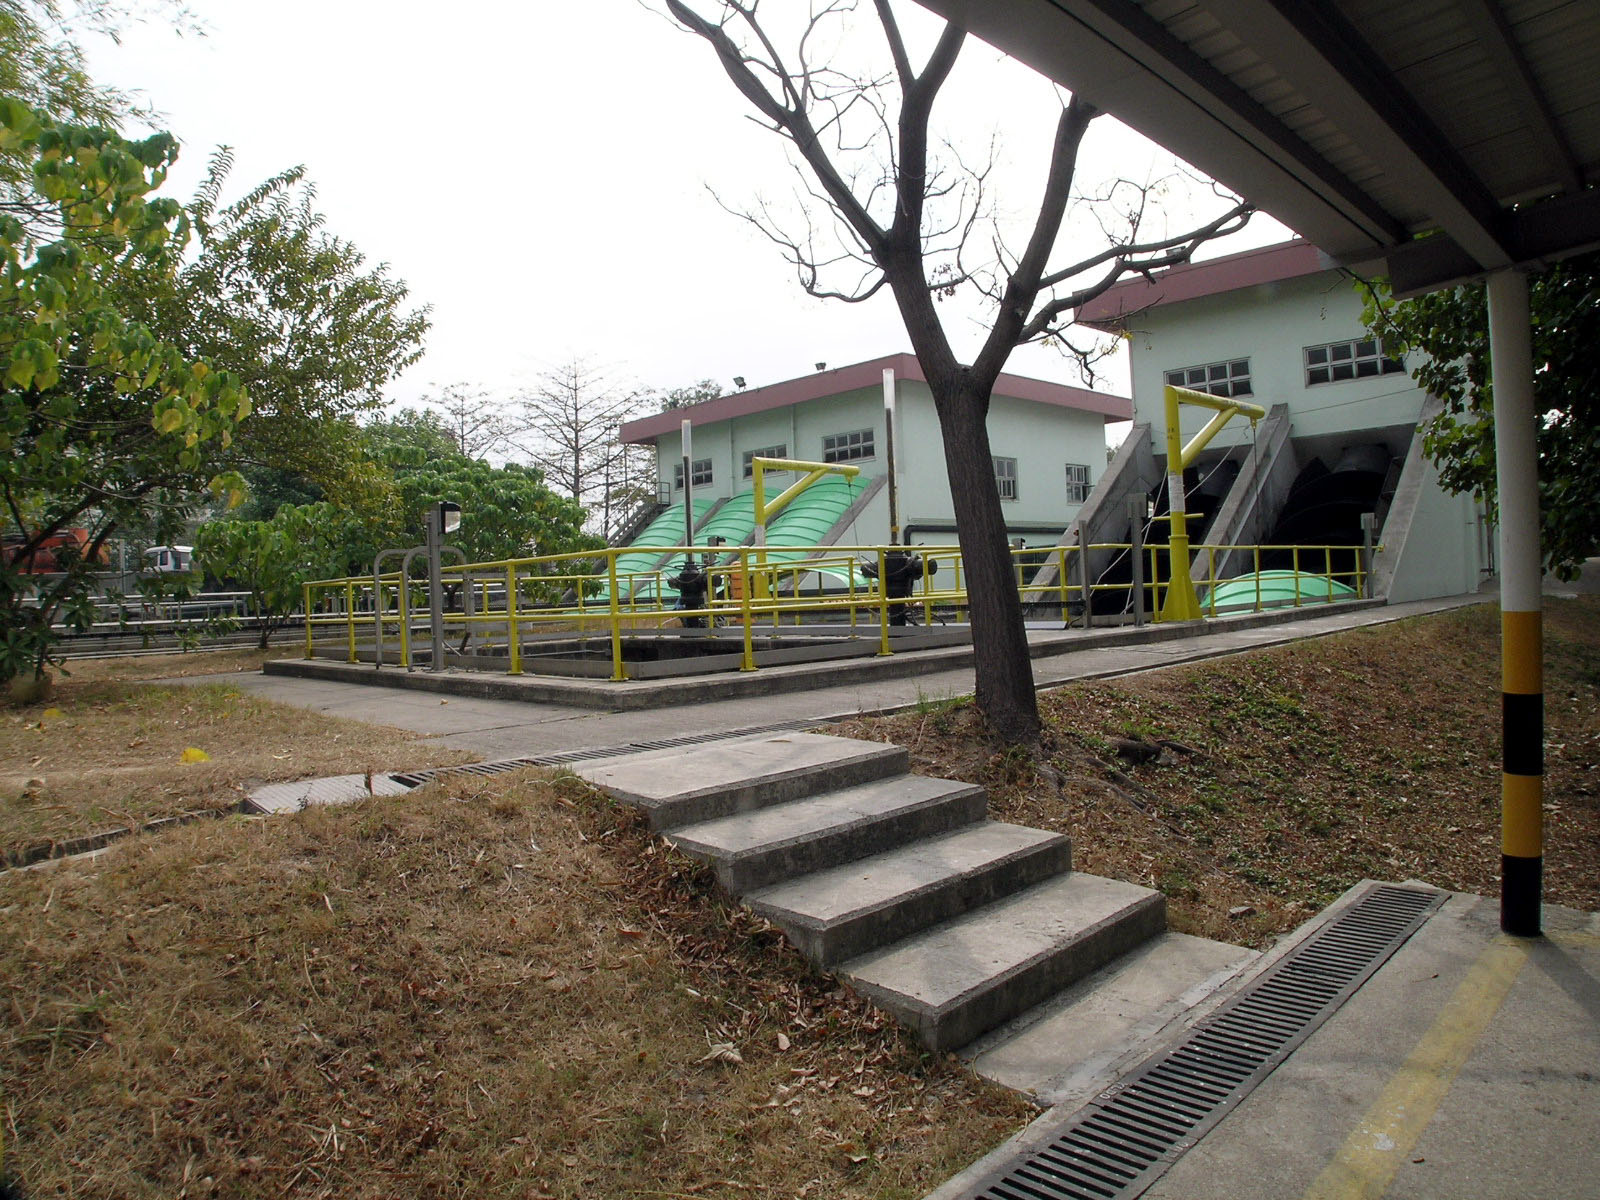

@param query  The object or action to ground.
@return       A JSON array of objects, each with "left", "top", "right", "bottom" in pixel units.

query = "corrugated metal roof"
[{"left": 919, "top": 0, "right": 1600, "bottom": 295}]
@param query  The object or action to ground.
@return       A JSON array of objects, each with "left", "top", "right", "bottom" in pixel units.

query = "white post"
[
  {"left": 1487, "top": 268, "right": 1542, "bottom": 937},
  {"left": 883, "top": 368, "right": 899, "bottom": 545},
  {"left": 680, "top": 418, "right": 694, "bottom": 550}
]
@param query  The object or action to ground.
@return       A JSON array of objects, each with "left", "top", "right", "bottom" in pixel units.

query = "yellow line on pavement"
[{"left": 1300, "top": 935, "right": 1530, "bottom": 1200}]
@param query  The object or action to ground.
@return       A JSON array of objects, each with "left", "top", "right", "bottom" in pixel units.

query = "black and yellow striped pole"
[{"left": 1487, "top": 269, "right": 1542, "bottom": 937}]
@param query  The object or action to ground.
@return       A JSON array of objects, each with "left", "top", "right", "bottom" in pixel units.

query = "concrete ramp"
[
  {"left": 1193, "top": 402, "right": 1298, "bottom": 583},
  {"left": 1369, "top": 394, "right": 1455, "bottom": 601},
  {"left": 1026, "top": 422, "right": 1160, "bottom": 603}
]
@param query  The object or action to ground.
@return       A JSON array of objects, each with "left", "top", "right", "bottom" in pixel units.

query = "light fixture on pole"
[{"left": 426, "top": 500, "right": 461, "bottom": 672}]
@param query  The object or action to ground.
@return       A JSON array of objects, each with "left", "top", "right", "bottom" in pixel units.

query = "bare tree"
[
  {"left": 511, "top": 358, "right": 648, "bottom": 534},
  {"left": 421, "top": 383, "right": 518, "bottom": 459},
  {"left": 664, "top": 0, "right": 1251, "bottom": 743}
]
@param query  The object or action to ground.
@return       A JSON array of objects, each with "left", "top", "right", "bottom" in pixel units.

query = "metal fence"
[{"left": 301, "top": 538, "right": 1368, "bottom": 680}]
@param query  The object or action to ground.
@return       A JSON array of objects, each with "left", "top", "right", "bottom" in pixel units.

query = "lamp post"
[{"left": 427, "top": 501, "right": 461, "bottom": 672}]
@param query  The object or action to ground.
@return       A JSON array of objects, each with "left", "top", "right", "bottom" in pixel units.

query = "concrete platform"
[
  {"left": 263, "top": 597, "right": 1389, "bottom": 711},
  {"left": 1143, "top": 893, "right": 1600, "bottom": 1200},
  {"left": 926, "top": 886, "right": 1600, "bottom": 1200},
  {"left": 193, "top": 593, "right": 1487, "bottom": 764}
]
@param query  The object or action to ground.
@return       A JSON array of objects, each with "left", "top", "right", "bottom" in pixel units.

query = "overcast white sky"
[{"left": 85, "top": 1, "right": 1290, "bottom": 411}]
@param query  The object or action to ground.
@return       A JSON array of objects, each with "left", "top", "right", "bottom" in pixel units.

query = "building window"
[
  {"left": 1165, "top": 358, "right": 1252, "bottom": 398},
  {"left": 822, "top": 429, "right": 874, "bottom": 463},
  {"left": 1304, "top": 337, "right": 1405, "bottom": 386},
  {"left": 741, "top": 444, "right": 788, "bottom": 478},
  {"left": 1065, "top": 463, "right": 1091, "bottom": 503},
  {"left": 993, "top": 456, "right": 1018, "bottom": 500},
  {"left": 673, "top": 458, "right": 713, "bottom": 489}
]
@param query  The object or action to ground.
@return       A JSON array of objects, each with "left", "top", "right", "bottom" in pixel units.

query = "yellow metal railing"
[{"left": 300, "top": 537, "right": 1368, "bottom": 678}]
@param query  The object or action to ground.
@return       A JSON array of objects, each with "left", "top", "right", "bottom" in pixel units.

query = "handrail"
[{"left": 300, "top": 535, "right": 1368, "bottom": 678}]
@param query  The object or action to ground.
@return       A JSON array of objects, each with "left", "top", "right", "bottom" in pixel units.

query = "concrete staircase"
[{"left": 578, "top": 733, "right": 1247, "bottom": 1062}]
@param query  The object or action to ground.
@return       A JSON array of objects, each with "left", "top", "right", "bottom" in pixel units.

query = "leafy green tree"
[
  {"left": 1363, "top": 253, "right": 1600, "bottom": 580},
  {"left": 195, "top": 501, "right": 381, "bottom": 648},
  {"left": 123, "top": 150, "right": 430, "bottom": 502},
  {"left": 362, "top": 408, "right": 468, "bottom": 471},
  {"left": 392, "top": 460, "right": 599, "bottom": 566},
  {"left": 1, "top": 98, "right": 249, "bottom": 686}
]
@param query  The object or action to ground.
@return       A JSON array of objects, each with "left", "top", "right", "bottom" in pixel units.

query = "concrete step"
[
  {"left": 838, "top": 872, "right": 1166, "bottom": 1052},
  {"left": 964, "top": 931, "right": 1258, "bottom": 1104},
  {"left": 667, "top": 775, "right": 987, "bottom": 893},
  {"left": 574, "top": 732, "right": 908, "bottom": 829},
  {"left": 747, "top": 821, "right": 1073, "bottom": 967}
]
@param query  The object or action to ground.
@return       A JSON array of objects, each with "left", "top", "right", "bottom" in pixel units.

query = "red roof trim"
[
  {"left": 620, "top": 352, "right": 1130, "bottom": 444},
  {"left": 1075, "top": 239, "right": 1337, "bottom": 328}
]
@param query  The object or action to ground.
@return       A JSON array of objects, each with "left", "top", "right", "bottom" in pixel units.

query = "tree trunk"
[{"left": 928, "top": 374, "right": 1040, "bottom": 744}]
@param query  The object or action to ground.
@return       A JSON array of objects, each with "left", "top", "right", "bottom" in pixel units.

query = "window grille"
[
  {"left": 1304, "top": 337, "right": 1405, "bottom": 385},
  {"left": 821, "top": 429, "right": 874, "bottom": 463},
  {"left": 673, "top": 458, "right": 713, "bottom": 489},
  {"left": 993, "top": 456, "right": 1018, "bottom": 500},
  {"left": 742, "top": 444, "right": 788, "bottom": 478},
  {"left": 1165, "top": 358, "right": 1253, "bottom": 398},
  {"left": 1065, "top": 462, "right": 1091, "bottom": 503}
]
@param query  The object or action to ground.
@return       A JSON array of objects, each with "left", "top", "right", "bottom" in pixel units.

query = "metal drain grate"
[
  {"left": 385, "top": 718, "right": 817, "bottom": 789},
  {"left": 963, "top": 883, "right": 1446, "bottom": 1200}
]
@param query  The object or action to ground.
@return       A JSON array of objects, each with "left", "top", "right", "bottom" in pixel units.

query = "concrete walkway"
[
  {"left": 202, "top": 593, "right": 1488, "bottom": 761},
  {"left": 931, "top": 887, "right": 1600, "bottom": 1200}
]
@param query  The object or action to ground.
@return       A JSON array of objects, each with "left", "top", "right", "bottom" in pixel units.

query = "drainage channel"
[
  {"left": 383, "top": 718, "right": 821, "bottom": 788},
  {"left": 958, "top": 883, "right": 1446, "bottom": 1200}
]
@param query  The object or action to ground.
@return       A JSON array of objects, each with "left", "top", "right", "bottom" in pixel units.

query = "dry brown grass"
[
  {"left": 0, "top": 773, "right": 1029, "bottom": 1199},
  {"left": 832, "top": 597, "right": 1600, "bottom": 946},
  {"left": 0, "top": 672, "right": 476, "bottom": 861}
]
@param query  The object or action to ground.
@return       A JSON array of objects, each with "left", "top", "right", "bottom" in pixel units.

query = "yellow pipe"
[
  {"left": 751, "top": 457, "right": 861, "bottom": 598},
  {"left": 739, "top": 549, "right": 755, "bottom": 671},
  {"left": 345, "top": 580, "right": 356, "bottom": 663},
  {"left": 1159, "top": 385, "right": 1266, "bottom": 622},
  {"left": 506, "top": 564, "right": 521, "bottom": 675},
  {"left": 876, "top": 548, "right": 891, "bottom": 656},
  {"left": 398, "top": 587, "right": 411, "bottom": 669},
  {"left": 607, "top": 551, "right": 624, "bottom": 681},
  {"left": 303, "top": 583, "right": 313, "bottom": 659}
]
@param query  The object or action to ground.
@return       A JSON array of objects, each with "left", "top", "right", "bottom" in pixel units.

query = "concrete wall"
[
  {"left": 1382, "top": 456, "right": 1491, "bottom": 602},
  {"left": 655, "top": 378, "right": 1111, "bottom": 546},
  {"left": 1117, "top": 268, "right": 1493, "bottom": 601},
  {"left": 1125, "top": 271, "right": 1429, "bottom": 452}
]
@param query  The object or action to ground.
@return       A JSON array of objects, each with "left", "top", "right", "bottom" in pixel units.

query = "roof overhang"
[
  {"left": 918, "top": 0, "right": 1600, "bottom": 298},
  {"left": 620, "top": 352, "right": 1131, "bottom": 444},
  {"left": 1076, "top": 238, "right": 1335, "bottom": 327}
]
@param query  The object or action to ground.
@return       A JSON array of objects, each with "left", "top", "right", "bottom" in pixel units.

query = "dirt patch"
[
  {"left": 0, "top": 773, "right": 1029, "bottom": 1198},
  {"left": 0, "top": 676, "right": 476, "bottom": 860},
  {"left": 831, "top": 598, "right": 1600, "bottom": 946},
  {"left": 52, "top": 648, "right": 282, "bottom": 685}
]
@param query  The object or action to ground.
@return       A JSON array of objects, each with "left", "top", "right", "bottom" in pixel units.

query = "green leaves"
[
  {"left": 0, "top": 96, "right": 250, "bottom": 682},
  {"left": 1364, "top": 252, "right": 1600, "bottom": 579}
]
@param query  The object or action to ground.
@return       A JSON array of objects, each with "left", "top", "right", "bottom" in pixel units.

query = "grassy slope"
[
  {"left": 833, "top": 598, "right": 1599, "bottom": 945},
  {"left": 4, "top": 602, "right": 1595, "bottom": 1196},
  {"left": 0, "top": 775, "right": 1028, "bottom": 1199}
]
